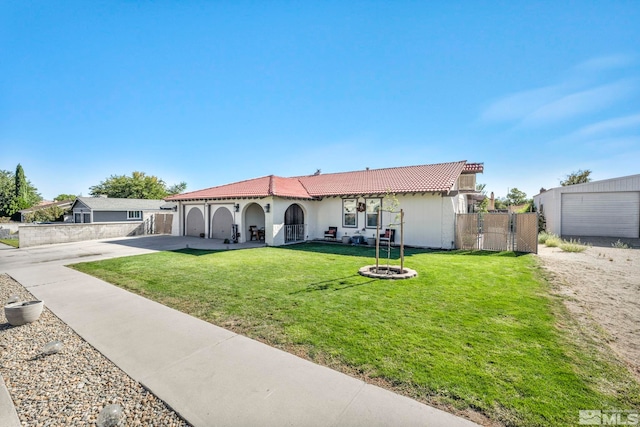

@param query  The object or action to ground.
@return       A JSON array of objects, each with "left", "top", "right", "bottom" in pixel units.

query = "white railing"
[{"left": 285, "top": 224, "right": 305, "bottom": 242}]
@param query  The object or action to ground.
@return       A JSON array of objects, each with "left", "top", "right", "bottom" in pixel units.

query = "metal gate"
[
  {"left": 455, "top": 213, "right": 538, "bottom": 253},
  {"left": 151, "top": 214, "right": 173, "bottom": 235}
]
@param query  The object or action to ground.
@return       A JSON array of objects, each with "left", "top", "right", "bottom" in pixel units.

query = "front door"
[{"left": 284, "top": 204, "right": 304, "bottom": 242}]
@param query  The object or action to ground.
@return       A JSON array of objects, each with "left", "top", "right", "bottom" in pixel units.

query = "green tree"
[
  {"left": 0, "top": 165, "right": 41, "bottom": 217},
  {"left": 89, "top": 171, "right": 187, "bottom": 199},
  {"left": 505, "top": 188, "right": 528, "bottom": 206},
  {"left": 54, "top": 194, "right": 77, "bottom": 202},
  {"left": 166, "top": 182, "right": 187, "bottom": 195},
  {"left": 476, "top": 183, "right": 489, "bottom": 212},
  {"left": 560, "top": 169, "right": 592, "bottom": 186},
  {"left": 24, "top": 205, "right": 67, "bottom": 222},
  {"left": 0, "top": 170, "right": 14, "bottom": 217},
  {"left": 13, "top": 164, "right": 30, "bottom": 211}
]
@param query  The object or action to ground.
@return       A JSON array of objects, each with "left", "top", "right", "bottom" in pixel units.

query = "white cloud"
[
  {"left": 584, "top": 136, "right": 640, "bottom": 151},
  {"left": 521, "top": 79, "right": 636, "bottom": 126},
  {"left": 480, "top": 55, "right": 638, "bottom": 127},
  {"left": 571, "top": 113, "right": 640, "bottom": 138},
  {"left": 479, "top": 84, "right": 564, "bottom": 122},
  {"left": 574, "top": 54, "right": 636, "bottom": 72}
]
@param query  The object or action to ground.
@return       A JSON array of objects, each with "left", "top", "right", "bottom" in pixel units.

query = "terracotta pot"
[{"left": 4, "top": 301, "right": 44, "bottom": 326}]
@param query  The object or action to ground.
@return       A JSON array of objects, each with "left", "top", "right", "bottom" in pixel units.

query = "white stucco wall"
[
  {"left": 173, "top": 192, "right": 464, "bottom": 249},
  {"left": 312, "top": 194, "right": 459, "bottom": 249},
  {"left": 269, "top": 198, "right": 316, "bottom": 246}
]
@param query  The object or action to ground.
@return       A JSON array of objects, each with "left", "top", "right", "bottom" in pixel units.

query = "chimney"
[{"left": 489, "top": 192, "right": 495, "bottom": 210}]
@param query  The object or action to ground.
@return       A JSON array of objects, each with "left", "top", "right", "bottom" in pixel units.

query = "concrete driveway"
[{"left": 0, "top": 235, "right": 478, "bottom": 427}]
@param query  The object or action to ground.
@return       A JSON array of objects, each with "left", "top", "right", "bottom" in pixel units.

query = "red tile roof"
[
  {"left": 167, "top": 176, "right": 279, "bottom": 200},
  {"left": 166, "top": 160, "right": 479, "bottom": 201},
  {"left": 463, "top": 163, "right": 484, "bottom": 173}
]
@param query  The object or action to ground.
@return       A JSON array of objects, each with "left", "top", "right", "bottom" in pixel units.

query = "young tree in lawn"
[
  {"left": 375, "top": 192, "right": 405, "bottom": 273},
  {"left": 89, "top": 171, "right": 187, "bottom": 199}
]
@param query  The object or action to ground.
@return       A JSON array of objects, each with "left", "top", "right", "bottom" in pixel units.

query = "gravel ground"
[
  {"left": 537, "top": 244, "right": 640, "bottom": 380},
  {"left": 0, "top": 274, "right": 190, "bottom": 427}
]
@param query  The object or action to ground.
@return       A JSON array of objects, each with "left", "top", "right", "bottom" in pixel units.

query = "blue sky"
[{"left": 2, "top": 1, "right": 639, "bottom": 200}]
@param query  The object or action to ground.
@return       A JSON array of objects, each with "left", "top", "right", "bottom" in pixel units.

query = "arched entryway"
[
  {"left": 284, "top": 204, "right": 305, "bottom": 242},
  {"left": 245, "top": 203, "right": 266, "bottom": 241},
  {"left": 186, "top": 207, "right": 205, "bottom": 237},
  {"left": 211, "top": 207, "right": 233, "bottom": 240}
]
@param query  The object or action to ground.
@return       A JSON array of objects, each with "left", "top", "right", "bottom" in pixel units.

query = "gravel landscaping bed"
[{"left": 0, "top": 274, "right": 190, "bottom": 426}]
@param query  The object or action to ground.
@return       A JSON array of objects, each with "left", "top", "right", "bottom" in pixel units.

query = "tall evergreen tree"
[
  {"left": 0, "top": 165, "right": 42, "bottom": 217},
  {"left": 14, "top": 164, "right": 30, "bottom": 211}
]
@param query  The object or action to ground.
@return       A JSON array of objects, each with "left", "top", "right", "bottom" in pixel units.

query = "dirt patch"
[{"left": 537, "top": 245, "right": 640, "bottom": 379}]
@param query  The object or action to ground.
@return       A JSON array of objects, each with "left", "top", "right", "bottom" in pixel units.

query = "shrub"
[
  {"left": 544, "top": 235, "right": 562, "bottom": 247},
  {"left": 611, "top": 239, "right": 629, "bottom": 249},
  {"left": 538, "top": 211, "right": 546, "bottom": 233},
  {"left": 538, "top": 232, "right": 552, "bottom": 244},
  {"left": 559, "top": 239, "right": 589, "bottom": 253}
]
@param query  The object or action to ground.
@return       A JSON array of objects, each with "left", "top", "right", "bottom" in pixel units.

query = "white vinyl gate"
[{"left": 561, "top": 192, "right": 640, "bottom": 238}]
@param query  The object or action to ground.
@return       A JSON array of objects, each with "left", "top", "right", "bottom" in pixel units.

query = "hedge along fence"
[{"left": 18, "top": 222, "right": 146, "bottom": 248}]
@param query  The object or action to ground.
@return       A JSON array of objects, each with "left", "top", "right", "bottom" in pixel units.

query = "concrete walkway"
[{"left": 1, "top": 236, "right": 478, "bottom": 427}]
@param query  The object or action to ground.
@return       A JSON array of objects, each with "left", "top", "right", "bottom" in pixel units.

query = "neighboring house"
[
  {"left": 165, "top": 160, "right": 484, "bottom": 248},
  {"left": 19, "top": 200, "right": 74, "bottom": 222},
  {"left": 533, "top": 174, "right": 640, "bottom": 239},
  {"left": 71, "top": 197, "right": 177, "bottom": 225}
]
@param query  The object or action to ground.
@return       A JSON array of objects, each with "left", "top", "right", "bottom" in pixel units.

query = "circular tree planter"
[
  {"left": 358, "top": 265, "right": 417, "bottom": 280},
  {"left": 4, "top": 301, "right": 44, "bottom": 326}
]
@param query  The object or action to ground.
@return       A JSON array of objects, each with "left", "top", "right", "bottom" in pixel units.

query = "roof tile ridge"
[
  {"left": 293, "top": 160, "right": 468, "bottom": 179},
  {"left": 295, "top": 177, "right": 314, "bottom": 198},
  {"left": 268, "top": 175, "right": 275, "bottom": 196},
  {"left": 172, "top": 174, "right": 275, "bottom": 198}
]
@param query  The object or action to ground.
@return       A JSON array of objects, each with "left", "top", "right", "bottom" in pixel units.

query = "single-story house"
[
  {"left": 165, "top": 160, "right": 484, "bottom": 248},
  {"left": 19, "top": 199, "right": 74, "bottom": 222},
  {"left": 71, "top": 196, "right": 177, "bottom": 226},
  {"left": 533, "top": 174, "right": 640, "bottom": 238}
]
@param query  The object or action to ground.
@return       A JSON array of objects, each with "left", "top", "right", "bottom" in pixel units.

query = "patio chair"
[
  {"left": 379, "top": 228, "right": 395, "bottom": 245},
  {"left": 324, "top": 226, "right": 338, "bottom": 241},
  {"left": 249, "top": 225, "right": 260, "bottom": 241}
]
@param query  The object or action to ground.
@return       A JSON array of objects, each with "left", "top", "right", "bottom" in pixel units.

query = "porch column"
[{"left": 204, "top": 203, "right": 210, "bottom": 239}]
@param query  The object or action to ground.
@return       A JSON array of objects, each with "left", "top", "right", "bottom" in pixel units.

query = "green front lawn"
[
  {"left": 71, "top": 243, "right": 639, "bottom": 426},
  {"left": 0, "top": 238, "right": 18, "bottom": 248}
]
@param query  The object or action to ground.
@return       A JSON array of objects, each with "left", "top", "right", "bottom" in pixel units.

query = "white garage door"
[{"left": 561, "top": 192, "right": 640, "bottom": 238}]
